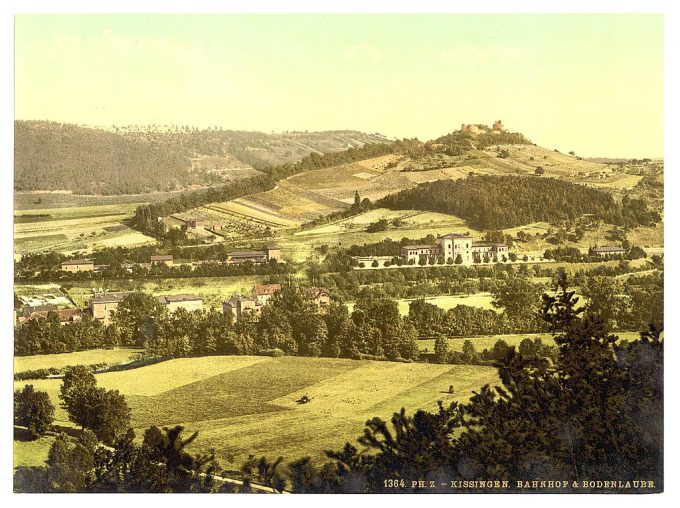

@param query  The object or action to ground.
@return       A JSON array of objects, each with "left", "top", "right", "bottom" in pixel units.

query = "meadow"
[{"left": 13, "top": 355, "right": 499, "bottom": 469}]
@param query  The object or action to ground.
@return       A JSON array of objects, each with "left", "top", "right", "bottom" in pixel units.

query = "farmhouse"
[
  {"left": 89, "top": 291, "right": 133, "bottom": 326},
  {"left": 158, "top": 294, "right": 203, "bottom": 312},
  {"left": 591, "top": 246, "right": 627, "bottom": 258},
  {"left": 61, "top": 259, "right": 95, "bottom": 272},
  {"left": 150, "top": 254, "right": 174, "bottom": 267}
]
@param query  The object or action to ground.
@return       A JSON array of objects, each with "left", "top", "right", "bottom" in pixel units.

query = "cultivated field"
[
  {"left": 14, "top": 203, "right": 156, "bottom": 255},
  {"left": 13, "top": 355, "right": 499, "bottom": 469}
]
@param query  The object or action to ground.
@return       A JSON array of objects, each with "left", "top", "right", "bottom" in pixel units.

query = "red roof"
[{"left": 253, "top": 284, "right": 282, "bottom": 296}]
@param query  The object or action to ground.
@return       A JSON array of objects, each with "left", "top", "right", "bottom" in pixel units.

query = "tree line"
[
  {"left": 17, "top": 265, "right": 662, "bottom": 358},
  {"left": 376, "top": 175, "right": 660, "bottom": 230}
]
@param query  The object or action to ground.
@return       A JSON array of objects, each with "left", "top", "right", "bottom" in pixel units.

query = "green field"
[
  {"left": 14, "top": 348, "right": 142, "bottom": 374},
  {"left": 14, "top": 355, "right": 499, "bottom": 469}
]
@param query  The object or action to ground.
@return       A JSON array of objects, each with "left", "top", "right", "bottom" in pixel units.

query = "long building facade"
[{"left": 400, "top": 233, "right": 508, "bottom": 265}]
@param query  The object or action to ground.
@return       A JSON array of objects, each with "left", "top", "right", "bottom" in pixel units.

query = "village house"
[
  {"left": 16, "top": 308, "right": 83, "bottom": 326},
  {"left": 224, "top": 284, "right": 331, "bottom": 321},
  {"left": 61, "top": 259, "right": 95, "bottom": 272},
  {"left": 303, "top": 287, "right": 331, "bottom": 310},
  {"left": 89, "top": 291, "right": 133, "bottom": 326},
  {"left": 21, "top": 303, "right": 57, "bottom": 315},
  {"left": 150, "top": 254, "right": 174, "bottom": 267},
  {"left": 223, "top": 295, "right": 261, "bottom": 321},
  {"left": 158, "top": 294, "right": 203, "bottom": 312},
  {"left": 591, "top": 246, "right": 627, "bottom": 258},
  {"left": 252, "top": 284, "right": 282, "bottom": 305}
]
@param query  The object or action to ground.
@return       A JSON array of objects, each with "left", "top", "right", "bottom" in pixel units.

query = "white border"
[{"left": 2, "top": 2, "right": 677, "bottom": 508}]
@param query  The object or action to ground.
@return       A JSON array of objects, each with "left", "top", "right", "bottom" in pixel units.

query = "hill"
[
  {"left": 14, "top": 121, "right": 388, "bottom": 195},
  {"left": 376, "top": 175, "right": 660, "bottom": 230}
]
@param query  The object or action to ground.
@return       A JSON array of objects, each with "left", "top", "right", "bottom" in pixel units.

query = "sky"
[{"left": 14, "top": 13, "right": 664, "bottom": 158}]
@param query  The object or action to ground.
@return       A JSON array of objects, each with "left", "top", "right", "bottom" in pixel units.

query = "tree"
[
  {"left": 581, "top": 275, "right": 625, "bottom": 329},
  {"left": 112, "top": 292, "right": 167, "bottom": 347},
  {"left": 433, "top": 333, "right": 450, "bottom": 364},
  {"left": 14, "top": 384, "right": 55, "bottom": 438},
  {"left": 354, "top": 190, "right": 361, "bottom": 208},
  {"left": 461, "top": 340, "right": 479, "bottom": 364},
  {"left": 491, "top": 274, "right": 544, "bottom": 326},
  {"left": 535, "top": 166, "right": 545, "bottom": 175},
  {"left": 59, "top": 365, "right": 96, "bottom": 424},
  {"left": 59, "top": 366, "right": 131, "bottom": 445}
]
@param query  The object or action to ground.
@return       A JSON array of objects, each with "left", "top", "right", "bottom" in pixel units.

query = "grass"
[
  {"left": 13, "top": 355, "right": 499, "bottom": 468},
  {"left": 14, "top": 348, "right": 142, "bottom": 374}
]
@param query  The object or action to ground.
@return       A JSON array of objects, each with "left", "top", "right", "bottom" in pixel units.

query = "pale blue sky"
[{"left": 15, "top": 14, "right": 664, "bottom": 157}]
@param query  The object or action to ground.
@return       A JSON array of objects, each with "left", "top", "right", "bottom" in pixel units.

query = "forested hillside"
[
  {"left": 14, "top": 121, "right": 388, "bottom": 195},
  {"left": 377, "top": 175, "right": 660, "bottom": 230},
  {"left": 14, "top": 121, "right": 195, "bottom": 194}
]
